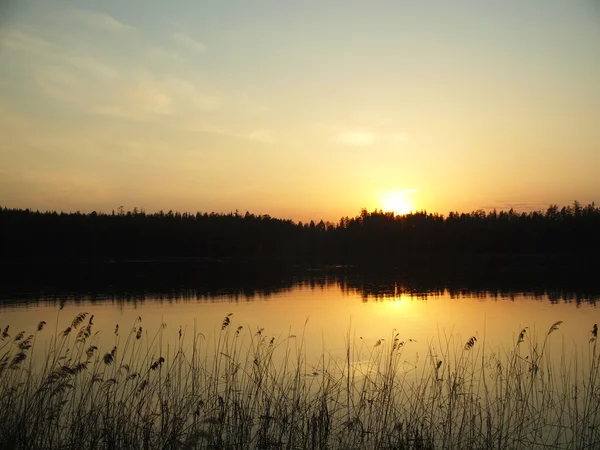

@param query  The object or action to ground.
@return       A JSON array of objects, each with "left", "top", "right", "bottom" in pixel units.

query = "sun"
[{"left": 381, "top": 190, "right": 416, "bottom": 216}]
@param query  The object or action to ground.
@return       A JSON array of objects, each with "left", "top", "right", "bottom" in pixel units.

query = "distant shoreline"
[{"left": 2, "top": 204, "right": 599, "bottom": 269}]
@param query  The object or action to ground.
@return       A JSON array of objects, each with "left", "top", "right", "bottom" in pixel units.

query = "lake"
[
  {"left": 2, "top": 265, "right": 599, "bottom": 366},
  {"left": 2, "top": 263, "right": 600, "bottom": 449}
]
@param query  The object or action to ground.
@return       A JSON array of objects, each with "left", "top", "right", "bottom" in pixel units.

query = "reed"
[{"left": 0, "top": 314, "right": 598, "bottom": 449}]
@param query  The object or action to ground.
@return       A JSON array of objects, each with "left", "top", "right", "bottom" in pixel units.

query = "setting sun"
[{"left": 381, "top": 190, "right": 417, "bottom": 216}]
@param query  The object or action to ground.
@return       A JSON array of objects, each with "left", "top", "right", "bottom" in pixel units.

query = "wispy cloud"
[
  {"left": 148, "top": 47, "right": 181, "bottom": 61},
  {"left": 1, "top": 29, "right": 57, "bottom": 53},
  {"left": 171, "top": 32, "right": 207, "bottom": 52},
  {"left": 130, "top": 81, "right": 174, "bottom": 114},
  {"left": 181, "top": 122, "right": 277, "bottom": 144},
  {"left": 33, "top": 65, "right": 174, "bottom": 119},
  {"left": 245, "top": 130, "right": 275, "bottom": 143},
  {"left": 92, "top": 105, "right": 146, "bottom": 120},
  {"left": 70, "top": 9, "right": 133, "bottom": 32},
  {"left": 66, "top": 55, "right": 118, "bottom": 79},
  {"left": 117, "top": 79, "right": 174, "bottom": 116},
  {"left": 35, "top": 66, "right": 82, "bottom": 104},
  {"left": 161, "top": 76, "right": 221, "bottom": 111},
  {"left": 335, "top": 130, "right": 377, "bottom": 147},
  {"left": 91, "top": 74, "right": 222, "bottom": 121}
]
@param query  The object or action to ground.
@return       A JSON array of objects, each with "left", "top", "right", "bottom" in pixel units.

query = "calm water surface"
[{"left": 2, "top": 274, "right": 599, "bottom": 367}]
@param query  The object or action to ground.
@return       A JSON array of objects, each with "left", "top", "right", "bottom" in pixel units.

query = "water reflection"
[
  {"left": 2, "top": 263, "right": 598, "bottom": 449},
  {"left": 2, "top": 262, "right": 599, "bottom": 306},
  {"left": 2, "top": 263, "right": 598, "bottom": 405}
]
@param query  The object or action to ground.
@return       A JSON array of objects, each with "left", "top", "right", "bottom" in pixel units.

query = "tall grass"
[{"left": 0, "top": 314, "right": 599, "bottom": 449}]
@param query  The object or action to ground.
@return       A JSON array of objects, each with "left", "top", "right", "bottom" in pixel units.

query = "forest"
[{"left": 1, "top": 202, "right": 599, "bottom": 265}]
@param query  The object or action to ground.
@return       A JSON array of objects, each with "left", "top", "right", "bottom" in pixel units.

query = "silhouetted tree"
[{"left": 1, "top": 202, "right": 599, "bottom": 265}]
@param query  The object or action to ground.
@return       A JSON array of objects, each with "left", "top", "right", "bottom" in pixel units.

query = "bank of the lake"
[{"left": 1, "top": 311, "right": 599, "bottom": 449}]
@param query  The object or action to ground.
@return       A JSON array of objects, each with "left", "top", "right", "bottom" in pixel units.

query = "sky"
[{"left": 1, "top": 0, "right": 599, "bottom": 222}]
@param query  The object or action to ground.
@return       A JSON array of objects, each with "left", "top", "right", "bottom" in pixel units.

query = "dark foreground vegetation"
[
  {"left": 1, "top": 314, "right": 600, "bottom": 449},
  {"left": 1, "top": 202, "right": 600, "bottom": 265}
]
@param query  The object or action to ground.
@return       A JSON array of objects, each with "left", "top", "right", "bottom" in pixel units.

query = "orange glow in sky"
[{"left": 0, "top": 1, "right": 599, "bottom": 222}]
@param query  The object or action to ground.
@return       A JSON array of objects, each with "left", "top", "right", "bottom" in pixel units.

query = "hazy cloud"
[
  {"left": 35, "top": 66, "right": 83, "bottom": 104},
  {"left": 70, "top": 9, "right": 133, "bottom": 32},
  {"left": 91, "top": 74, "right": 222, "bottom": 121},
  {"left": 92, "top": 105, "right": 146, "bottom": 120},
  {"left": 66, "top": 55, "right": 118, "bottom": 79},
  {"left": 148, "top": 47, "right": 181, "bottom": 61},
  {"left": 335, "top": 130, "right": 377, "bottom": 147},
  {"left": 92, "top": 79, "right": 175, "bottom": 118},
  {"left": 171, "top": 32, "right": 207, "bottom": 52},
  {"left": 130, "top": 80, "right": 174, "bottom": 115},
  {"left": 161, "top": 76, "right": 221, "bottom": 111},
  {"left": 246, "top": 130, "right": 275, "bottom": 143},
  {"left": 1, "top": 29, "right": 57, "bottom": 53}
]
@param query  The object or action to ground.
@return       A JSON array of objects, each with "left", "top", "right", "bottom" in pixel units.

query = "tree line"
[{"left": 1, "top": 202, "right": 599, "bottom": 264}]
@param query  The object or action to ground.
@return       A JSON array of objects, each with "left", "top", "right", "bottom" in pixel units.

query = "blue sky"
[{"left": 1, "top": 0, "right": 599, "bottom": 220}]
